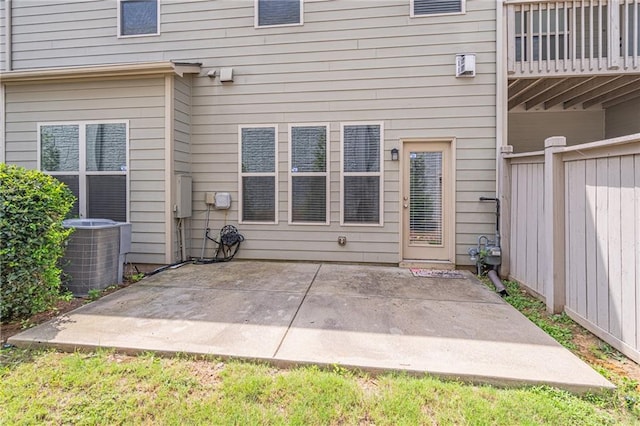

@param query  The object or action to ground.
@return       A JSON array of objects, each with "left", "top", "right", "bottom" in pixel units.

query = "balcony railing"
[{"left": 507, "top": 0, "right": 640, "bottom": 76}]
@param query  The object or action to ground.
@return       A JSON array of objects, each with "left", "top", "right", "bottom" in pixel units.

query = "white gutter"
[
  {"left": 5, "top": 0, "right": 11, "bottom": 71},
  {"left": 0, "top": 61, "right": 201, "bottom": 83}
]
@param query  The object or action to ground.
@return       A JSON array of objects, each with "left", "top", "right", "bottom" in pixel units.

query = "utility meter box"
[
  {"left": 175, "top": 175, "right": 192, "bottom": 218},
  {"left": 214, "top": 192, "right": 231, "bottom": 209}
]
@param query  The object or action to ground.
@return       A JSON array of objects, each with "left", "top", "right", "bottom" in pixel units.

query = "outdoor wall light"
[{"left": 391, "top": 148, "right": 399, "bottom": 161}]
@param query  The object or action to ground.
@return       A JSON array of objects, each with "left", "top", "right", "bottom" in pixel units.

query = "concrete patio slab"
[
  {"left": 10, "top": 283, "right": 304, "bottom": 358},
  {"left": 8, "top": 261, "right": 614, "bottom": 393},
  {"left": 310, "top": 264, "right": 498, "bottom": 302}
]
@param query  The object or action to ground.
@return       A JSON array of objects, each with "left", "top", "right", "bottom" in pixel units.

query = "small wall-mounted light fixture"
[
  {"left": 206, "top": 69, "right": 216, "bottom": 78},
  {"left": 390, "top": 148, "right": 399, "bottom": 161}
]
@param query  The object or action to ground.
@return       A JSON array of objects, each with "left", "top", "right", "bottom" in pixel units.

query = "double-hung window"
[
  {"left": 118, "top": 0, "right": 159, "bottom": 37},
  {"left": 255, "top": 0, "right": 303, "bottom": 28},
  {"left": 411, "top": 0, "right": 464, "bottom": 17},
  {"left": 289, "top": 124, "right": 329, "bottom": 224},
  {"left": 341, "top": 123, "right": 384, "bottom": 225},
  {"left": 38, "top": 121, "right": 129, "bottom": 222},
  {"left": 239, "top": 125, "right": 278, "bottom": 223}
]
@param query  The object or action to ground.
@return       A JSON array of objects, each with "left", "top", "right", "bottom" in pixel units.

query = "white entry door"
[{"left": 402, "top": 141, "right": 453, "bottom": 261}]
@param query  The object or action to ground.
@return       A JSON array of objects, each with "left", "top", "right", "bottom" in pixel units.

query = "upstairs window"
[
  {"left": 256, "top": 0, "right": 303, "bottom": 28},
  {"left": 239, "top": 126, "right": 278, "bottom": 223},
  {"left": 341, "top": 123, "right": 384, "bottom": 225},
  {"left": 411, "top": 0, "right": 464, "bottom": 17},
  {"left": 39, "top": 122, "right": 129, "bottom": 222},
  {"left": 119, "top": 0, "right": 159, "bottom": 37}
]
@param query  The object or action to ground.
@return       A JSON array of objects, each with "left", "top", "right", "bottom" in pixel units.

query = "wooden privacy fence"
[{"left": 503, "top": 133, "right": 640, "bottom": 362}]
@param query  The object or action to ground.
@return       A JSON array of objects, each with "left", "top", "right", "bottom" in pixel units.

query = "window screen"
[
  {"left": 87, "top": 175, "right": 127, "bottom": 222},
  {"left": 242, "top": 176, "right": 276, "bottom": 222},
  {"left": 344, "top": 176, "right": 380, "bottom": 224},
  {"left": 342, "top": 124, "right": 382, "bottom": 225},
  {"left": 241, "top": 126, "right": 277, "bottom": 223},
  {"left": 290, "top": 125, "right": 327, "bottom": 223},
  {"left": 257, "top": 0, "right": 301, "bottom": 26},
  {"left": 120, "top": 0, "right": 158, "bottom": 36},
  {"left": 55, "top": 175, "right": 80, "bottom": 218},
  {"left": 413, "top": 0, "right": 462, "bottom": 16}
]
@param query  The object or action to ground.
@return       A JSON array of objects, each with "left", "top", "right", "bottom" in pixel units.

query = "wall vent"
[{"left": 456, "top": 54, "right": 476, "bottom": 77}]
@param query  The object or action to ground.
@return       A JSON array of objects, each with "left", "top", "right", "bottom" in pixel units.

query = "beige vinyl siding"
[
  {"left": 605, "top": 98, "right": 640, "bottom": 139},
  {"left": 4, "top": 77, "right": 167, "bottom": 264},
  {"left": 6, "top": 0, "right": 497, "bottom": 265},
  {"left": 8, "top": 1, "right": 495, "bottom": 70},
  {"left": 508, "top": 110, "right": 605, "bottom": 153},
  {"left": 173, "top": 75, "right": 191, "bottom": 175},
  {"left": 172, "top": 74, "right": 192, "bottom": 261},
  {"left": 185, "top": 1, "right": 496, "bottom": 265}
]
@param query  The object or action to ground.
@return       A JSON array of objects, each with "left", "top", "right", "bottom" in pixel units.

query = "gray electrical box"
[{"left": 175, "top": 175, "right": 192, "bottom": 218}]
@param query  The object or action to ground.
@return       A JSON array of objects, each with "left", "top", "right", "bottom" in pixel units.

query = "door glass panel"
[{"left": 409, "top": 151, "right": 443, "bottom": 246}]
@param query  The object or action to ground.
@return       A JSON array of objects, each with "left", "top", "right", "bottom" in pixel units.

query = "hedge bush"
[{"left": 0, "top": 164, "right": 75, "bottom": 322}]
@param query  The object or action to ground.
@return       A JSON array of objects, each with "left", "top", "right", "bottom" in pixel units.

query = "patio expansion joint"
[
  {"left": 138, "top": 283, "right": 308, "bottom": 295},
  {"left": 310, "top": 292, "right": 506, "bottom": 305},
  {"left": 271, "top": 264, "right": 322, "bottom": 358}
]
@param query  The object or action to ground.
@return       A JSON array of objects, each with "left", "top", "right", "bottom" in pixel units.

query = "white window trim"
[
  {"left": 238, "top": 124, "right": 279, "bottom": 225},
  {"left": 254, "top": 0, "right": 304, "bottom": 29},
  {"left": 37, "top": 120, "right": 130, "bottom": 222},
  {"left": 340, "top": 121, "right": 384, "bottom": 227},
  {"left": 117, "top": 0, "right": 161, "bottom": 39},
  {"left": 409, "top": 0, "right": 465, "bottom": 18},
  {"left": 288, "top": 123, "right": 330, "bottom": 225}
]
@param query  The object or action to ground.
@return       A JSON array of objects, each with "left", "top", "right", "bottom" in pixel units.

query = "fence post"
[
  {"left": 499, "top": 145, "right": 514, "bottom": 279},
  {"left": 544, "top": 136, "right": 567, "bottom": 314}
]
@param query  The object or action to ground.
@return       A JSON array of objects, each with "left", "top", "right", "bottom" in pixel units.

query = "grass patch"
[
  {"left": 501, "top": 280, "right": 577, "bottom": 350},
  {"left": 0, "top": 348, "right": 634, "bottom": 425},
  {"left": 486, "top": 278, "right": 640, "bottom": 420}
]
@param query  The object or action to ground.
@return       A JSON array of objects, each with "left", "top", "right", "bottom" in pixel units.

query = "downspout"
[{"left": 5, "top": 0, "right": 12, "bottom": 71}]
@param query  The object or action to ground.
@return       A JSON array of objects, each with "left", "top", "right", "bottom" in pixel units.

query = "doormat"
[{"left": 410, "top": 269, "right": 465, "bottom": 279}]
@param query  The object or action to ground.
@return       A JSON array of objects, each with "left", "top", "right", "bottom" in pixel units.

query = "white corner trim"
[
  {"left": 0, "top": 84, "right": 5, "bottom": 163},
  {"left": 164, "top": 74, "right": 175, "bottom": 264}
]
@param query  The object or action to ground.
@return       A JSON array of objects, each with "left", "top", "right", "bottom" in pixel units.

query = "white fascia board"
[{"left": 0, "top": 61, "right": 202, "bottom": 83}]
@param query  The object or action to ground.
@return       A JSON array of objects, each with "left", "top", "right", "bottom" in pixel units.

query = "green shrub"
[{"left": 0, "top": 164, "right": 75, "bottom": 322}]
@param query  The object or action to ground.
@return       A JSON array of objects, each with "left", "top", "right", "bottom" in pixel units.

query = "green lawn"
[
  {"left": 0, "top": 348, "right": 635, "bottom": 425},
  {"left": 2, "top": 278, "right": 640, "bottom": 425}
]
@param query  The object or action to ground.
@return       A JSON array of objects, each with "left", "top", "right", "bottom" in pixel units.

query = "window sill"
[{"left": 117, "top": 32, "right": 161, "bottom": 39}]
